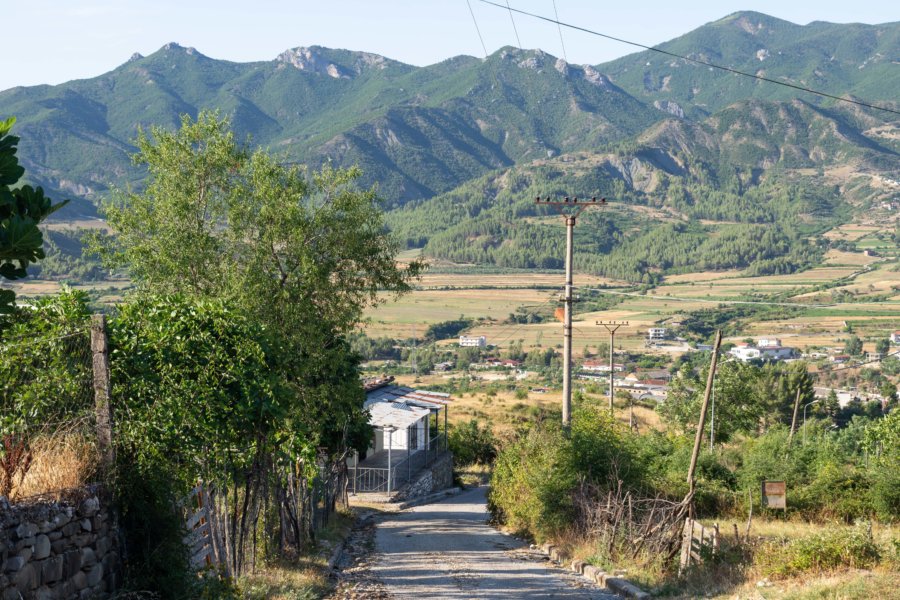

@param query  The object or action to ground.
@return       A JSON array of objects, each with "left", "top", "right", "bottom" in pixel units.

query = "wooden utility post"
[
  {"left": 91, "top": 314, "right": 114, "bottom": 474},
  {"left": 687, "top": 330, "right": 722, "bottom": 497},
  {"left": 597, "top": 321, "right": 627, "bottom": 414},
  {"left": 536, "top": 196, "right": 607, "bottom": 427},
  {"left": 787, "top": 386, "right": 802, "bottom": 447}
]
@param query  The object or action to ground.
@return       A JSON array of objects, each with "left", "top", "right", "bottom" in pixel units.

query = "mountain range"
[{"left": 1, "top": 11, "right": 898, "bottom": 281}]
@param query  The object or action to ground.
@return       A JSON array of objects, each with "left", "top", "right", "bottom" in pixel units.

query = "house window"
[{"left": 408, "top": 424, "right": 418, "bottom": 449}]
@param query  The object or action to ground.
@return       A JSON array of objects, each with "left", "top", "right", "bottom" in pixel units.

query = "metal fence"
[{"left": 352, "top": 432, "right": 447, "bottom": 495}]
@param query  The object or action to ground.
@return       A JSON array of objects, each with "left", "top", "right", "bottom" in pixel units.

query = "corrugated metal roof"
[
  {"left": 367, "top": 401, "right": 430, "bottom": 429},
  {"left": 364, "top": 385, "right": 451, "bottom": 409}
]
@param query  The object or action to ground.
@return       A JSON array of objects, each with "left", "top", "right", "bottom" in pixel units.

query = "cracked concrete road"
[{"left": 372, "top": 486, "right": 618, "bottom": 599}]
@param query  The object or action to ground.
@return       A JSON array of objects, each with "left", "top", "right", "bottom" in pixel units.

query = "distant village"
[{"left": 363, "top": 325, "right": 897, "bottom": 412}]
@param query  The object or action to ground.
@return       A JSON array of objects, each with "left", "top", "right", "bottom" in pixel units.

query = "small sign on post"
[{"left": 761, "top": 480, "right": 786, "bottom": 510}]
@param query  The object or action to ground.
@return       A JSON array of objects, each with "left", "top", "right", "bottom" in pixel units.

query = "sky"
[{"left": 3, "top": 1, "right": 897, "bottom": 91}]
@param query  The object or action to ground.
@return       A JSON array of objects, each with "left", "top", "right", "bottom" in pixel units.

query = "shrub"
[
  {"left": 448, "top": 419, "right": 497, "bottom": 467},
  {"left": 489, "top": 409, "right": 642, "bottom": 541},
  {"left": 759, "top": 523, "right": 881, "bottom": 579}
]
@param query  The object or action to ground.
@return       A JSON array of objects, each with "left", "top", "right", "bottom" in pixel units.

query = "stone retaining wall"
[
  {"left": 0, "top": 492, "right": 119, "bottom": 600},
  {"left": 399, "top": 452, "right": 454, "bottom": 500}
]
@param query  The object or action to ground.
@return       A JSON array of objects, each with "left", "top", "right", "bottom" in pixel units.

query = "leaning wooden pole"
[
  {"left": 687, "top": 330, "right": 722, "bottom": 498},
  {"left": 787, "top": 386, "right": 802, "bottom": 448}
]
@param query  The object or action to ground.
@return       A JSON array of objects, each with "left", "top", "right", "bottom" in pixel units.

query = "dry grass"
[
  {"left": 563, "top": 518, "right": 899, "bottom": 599},
  {"left": 238, "top": 506, "right": 353, "bottom": 599},
  {"left": 8, "top": 425, "right": 98, "bottom": 502},
  {"left": 239, "top": 562, "right": 331, "bottom": 599}
]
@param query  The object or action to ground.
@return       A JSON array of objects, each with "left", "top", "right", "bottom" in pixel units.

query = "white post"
[{"left": 387, "top": 427, "right": 393, "bottom": 494}]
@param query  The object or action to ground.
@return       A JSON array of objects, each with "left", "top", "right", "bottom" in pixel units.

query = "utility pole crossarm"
[
  {"left": 537, "top": 196, "right": 607, "bottom": 428},
  {"left": 596, "top": 321, "right": 628, "bottom": 415}
]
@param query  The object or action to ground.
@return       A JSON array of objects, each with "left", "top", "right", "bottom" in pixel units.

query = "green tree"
[
  {"left": 844, "top": 335, "right": 863, "bottom": 357},
  {"left": 90, "top": 112, "right": 422, "bottom": 450},
  {"left": 875, "top": 337, "right": 890, "bottom": 356},
  {"left": 0, "top": 117, "right": 67, "bottom": 313}
]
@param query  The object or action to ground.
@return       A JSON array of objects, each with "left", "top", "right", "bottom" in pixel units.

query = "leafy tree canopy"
[{"left": 0, "top": 117, "right": 68, "bottom": 313}]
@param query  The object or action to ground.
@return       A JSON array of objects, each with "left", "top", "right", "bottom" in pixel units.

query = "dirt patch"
[{"left": 328, "top": 510, "right": 394, "bottom": 600}]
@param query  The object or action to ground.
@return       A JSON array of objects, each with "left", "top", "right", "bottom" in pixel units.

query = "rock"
[
  {"left": 63, "top": 550, "right": 82, "bottom": 578},
  {"left": 33, "top": 535, "right": 50, "bottom": 560},
  {"left": 34, "top": 586, "right": 53, "bottom": 600},
  {"left": 85, "top": 563, "right": 103, "bottom": 587},
  {"left": 77, "top": 498, "right": 99, "bottom": 518},
  {"left": 570, "top": 559, "right": 585, "bottom": 574},
  {"left": 95, "top": 536, "right": 109, "bottom": 558},
  {"left": 2, "top": 587, "right": 21, "bottom": 600},
  {"left": 16, "top": 547, "right": 32, "bottom": 563},
  {"left": 79, "top": 519, "right": 92, "bottom": 533},
  {"left": 13, "top": 563, "right": 37, "bottom": 591},
  {"left": 3, "top": 556, "right": 26, "bottom": 572},
  {"left": 14, "top": 523, "right": 38, "bottom": 540},
  {"left": 606, "top": 577, "right": 649, "bottom": 599},
  {"left": 51, "top": 538, "right": 71, "bottom": 555},
  {"left": 14, "top": 537, "right": 35, "bottom": 552},
  {"left": 80, "top": 547, "right": 97, "bottom": 568},
  {"left": 47, "top": 531, "right": 62, "bottom": 541},
  {"left": 71, "top": 570, "right": 87, "bottom": 591},
  {"left": 583, "top": 565, "right": 599, "bottom": 580},
  {"left": 40, "top": 555, "right": 63, "bottom": 584}
]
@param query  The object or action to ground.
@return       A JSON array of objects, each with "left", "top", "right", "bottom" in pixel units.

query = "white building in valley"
[
  {"left": 647, "top": 328, "right": 667, "bottom": 341},
  {"left": 459, "top": 335, "right": 487, "bottom": 347}
]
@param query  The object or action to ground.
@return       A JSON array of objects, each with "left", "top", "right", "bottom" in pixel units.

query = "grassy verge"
[
  {"left": 561, "top": 519, "right": 899, "bottom": 599},
  {"left": 238, "top": 506, "right": 354, "bottom": 599}
]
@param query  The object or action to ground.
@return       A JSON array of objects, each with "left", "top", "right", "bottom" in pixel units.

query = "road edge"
[{"left": 538, "top": 543, "right": 651, "bottom": 599}]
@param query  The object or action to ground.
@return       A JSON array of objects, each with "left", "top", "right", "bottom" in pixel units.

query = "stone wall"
[
  {"left": 399, "top": 452, "right": 454, "bottom": 500},
  {"left": 0, "top": 492, "right": 119, "bottom": 600}
]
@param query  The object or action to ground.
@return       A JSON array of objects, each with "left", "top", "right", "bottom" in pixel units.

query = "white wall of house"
[
  {"left": 374, "top": 418, "right": 427, "bottom": 452},
  {"left": 730, "top": 347, "right": 761, "bottom": 361}
]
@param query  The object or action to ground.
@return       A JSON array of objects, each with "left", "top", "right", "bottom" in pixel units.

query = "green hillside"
[
  {"left": 0, "top": 11, "right": 898, "bottom": 283},
  {"left": 388, "top": 98, "right": 898, "bottom": 281},
  {"left": 0, "top": 44, "right": 659, "bottom": 212},
  {"left": 601, "top": 11, "right": 900, "bottom": 118}
]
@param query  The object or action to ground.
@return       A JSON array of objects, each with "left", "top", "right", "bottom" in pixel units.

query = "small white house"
[
  {"left": 647, "top": 328, "right": 667, "bottom": 341},
  {"left": 459, "top": 335, "right": 487, "bottom": 347},
  {"left": 582, "top": 360, "right": 625, "bottom": 373},
  {"left": 891, "top": 331, "right": 900, "bottom": 345},
  {"left": 351, "top": 381, "right": 452, "bottom": 495},
  {"left": 761, "top": 346, "right": 796, "bottom": 360},
  {"left": 758, "top": 338, "right": 782, "bottom": 348},
  {"left": 729, "top": 344, "right": 761, "bottom": 361}
]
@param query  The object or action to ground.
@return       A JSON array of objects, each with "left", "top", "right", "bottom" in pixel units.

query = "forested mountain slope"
[
  {"left": 388, "top": 98, "right": 898, "bottom": 281},
  {"left": 1, "top": 11, "right": 897, "bottom": 282},
  {"left": 601, "top": 11, "right": 900, "bottom": 118}
]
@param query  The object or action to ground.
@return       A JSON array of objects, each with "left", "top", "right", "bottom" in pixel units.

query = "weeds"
[
  {"left": 3, "top": 421, "right": 97, "bottom": 501},
  {"left": 759, "top": 523, "right": 882, "bottom": 579}
]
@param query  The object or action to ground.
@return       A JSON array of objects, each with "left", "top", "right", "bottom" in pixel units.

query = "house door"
[{"left": 408, "top": 424, "right": 418, "bottom": 450}]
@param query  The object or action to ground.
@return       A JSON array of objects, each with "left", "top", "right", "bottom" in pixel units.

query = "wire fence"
[{"left": 0, "top": 325, "right": 98, "bottom": 502}]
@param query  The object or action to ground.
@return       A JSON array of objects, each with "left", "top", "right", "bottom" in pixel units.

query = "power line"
[
  {"left": 478, "top": 0, "right": 900, "bottom": 116},
  {"left": 465, "top": 0, "right": 490, "bottom": 58},
  {"left": 551, "top": 0, "right": 568, "bottom": 62},
  {"left": 820, "top": 349, "right": 900, "bottom": 374},
  {"left": 505, "top": 0, "right": 523, "bottom": 48},
  {"left": 575, "top": 286, "right": 836, "bottom": 308}
]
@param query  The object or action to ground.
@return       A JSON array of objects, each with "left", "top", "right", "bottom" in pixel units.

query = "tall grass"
[{"left": 8, "top": 422, "right": 98, "bottom": 501}]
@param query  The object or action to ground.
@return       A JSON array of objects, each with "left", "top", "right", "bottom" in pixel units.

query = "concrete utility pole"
[
  {"left": 788, "top": 386, "right": 802, "bottom": 448},
  {"left": 687, "top": 330, "right": 722, "bottom": 497},
  {"left": 596, "top": 321, "right": 628, "bottom": 414},
  {"left": 536, "top": 196, "right": 606, "bottom": 427}
]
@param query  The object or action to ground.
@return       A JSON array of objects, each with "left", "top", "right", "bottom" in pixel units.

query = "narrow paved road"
[{"left": 372, "top": 487, "right": 617, "bottom": 599}]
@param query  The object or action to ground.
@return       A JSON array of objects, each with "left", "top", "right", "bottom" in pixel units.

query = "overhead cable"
[{"left": 478, "top": 0, "right": 900, "bottom": 116}]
